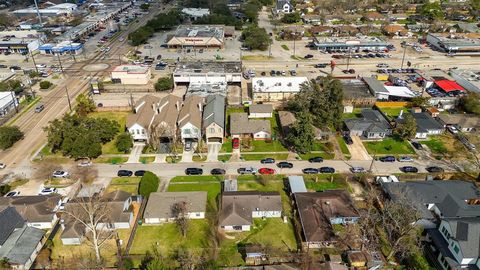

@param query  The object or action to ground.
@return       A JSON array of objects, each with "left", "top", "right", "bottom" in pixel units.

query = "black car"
[
  {"left": 185, "top": 168, "right": 203, "bottom": 175},
  {"left": 277, "top": 162, "right": 293, "bottom": 168},
  {"left": 426, "top": 166, "right": 444, "bottom": 173},
  {"left": 304, "top": 54, "right": 314, "bottom": 59},
  {"left": 261, "top": 158, "right": 275, "bottom": 164},
  {"left": 117, "top": 170, "right": 133, "bottom": 177},
  {"left": 0, "top": 64, "right": 7, "bottom": 68},
  {"left": 400, "top": 166, "right": 419, "bottom": 173},
  {"left": 411, "top": 141, "right": 423, "bottom": 150},
  {"left": 379, "top": 156, "right": 396, "bottom": 162},
  {"left": 302, "top": 168, "right": 319, "bottom": 174},
  {"left": 134, "top": 170, "right": 146, "bottom": 177},
  {"left": 9, "top": 66, "right": 21, "bottom": 70},
  {"left": 211, "top": 168, "right": 226, "bottom": 175},
  {"left": 319, "top": 167, "right": 335, "bottom": 173},
  {"left": 308, "top": 157, "right": 324, "bottom": 163},
  {"left": 343, "top": 135, "right": 353, "bottom": 145},
  {"left": 315, "top": 63, "right": 327, "bottom": 68}
]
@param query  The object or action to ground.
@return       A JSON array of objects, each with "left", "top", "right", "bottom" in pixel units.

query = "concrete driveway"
[
  {"left": 126, "top": 143, "right": 145, "bottom": 164},
  {"left": 347, "top": 136, "right": 372, "bottom": 161},
  {"left": 207, "top": 143, "right": 221, "bottom": 162},
  {"left": 181, "top": 149, "right": 193, "bottom": 162}
]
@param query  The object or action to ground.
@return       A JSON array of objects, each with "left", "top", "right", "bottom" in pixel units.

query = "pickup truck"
[{"left": 237, "top": 167, "right": 257, "bottom": 175}]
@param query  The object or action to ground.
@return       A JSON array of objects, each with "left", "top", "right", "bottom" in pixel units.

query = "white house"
[
  {"left": 248, "top": 104, "right": 273, "bottom": 118},
  {"left": 252, "top": 77, "right": 309, "bottom": 102},
  {"left": 396, "top": 112, "right": 444, "bottom": 139},
  {"left": 143, "top": 192, "right": 207, "bottom": 224},
  {"left": 275, "top": 0, "right": 293, "bottom": 14},
  {"left": 0, "top": 91, "right": 18, "bottom": 116},
  {"left": 126, "top": 95, "right": 160, "bottom": 142},
  {"left": 177, "top": 95, "right": 204, "bottom": 144}
]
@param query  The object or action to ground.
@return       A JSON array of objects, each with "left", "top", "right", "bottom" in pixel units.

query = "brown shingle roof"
[
  {"left": 177, "top": 95, "right": 204, "bottom": 129},
  {"left": 126, "top": 95, "right": 160, "bottom": 129},
  {"left": 438, "top": 114, "right": 480, "bottom": 128},
  {"left": 230, "top": 113, "right": 271, "bottom": 135},
  {"left": 0, "top": 195, "right": 61, "bottom": 223},
  {"left": 249, "top": 104, "right": 273, "bottom": 114},
  {"left": 144, "top": 192, "right": 207, "bottom": 220}
]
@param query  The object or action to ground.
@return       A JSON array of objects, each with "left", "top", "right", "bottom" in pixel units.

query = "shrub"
[
  {"left": 0, "top": 184, "right": 11, "bottom": 196},
  {"left": 139, "top": 171, "right": 159, "bottom": 198},
  {"left": 39, "top": 80, "right": 52, "bottom": 89},
  {"left": 0, "top": 126, "right": 24, "bottom": 150},
  {"left": 154, "top": 76, "right": 173, "bottom": 91},
  {"left": 115, "top": 132, "right": 133, "bottom": 153}
]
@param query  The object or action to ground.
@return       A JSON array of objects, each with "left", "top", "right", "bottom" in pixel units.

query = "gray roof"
[
  {"left": 446, "top": 218, "right": 480, "bottom": 258},
  {"left": 219, "top": 191, "right": 282, "bottom": 227},
  {"left": 288, "top": 176, "right": 307, "bottom": 193},
  {"left": 0, "top": 207, "right": 25, "bottom": 246},
  {"left": 144, "top": 192, "right": 207, "bottom": 219},
  {"left": 363, "top": 76, "right": 387, "bottom": 95},
  {"left": 0, "top": 195, "right": 61, "bottom": 223},
  {"left": 174, "top": 61, "right": 242, "bottom": 74},
  {"left": 203, "top": 95, "right": 225, "bottom": 130},
  {"left": 383, "top": 180, "right": 480, "bottom": 219},
  {"left": 438, "top": 114, "right": 480, "bottom": 129},
  {"left": 397, "top": 112, "right": 444, "bottom": 133},
  {"left": 178, "top": 95, "right": 204, "bottom": 129},
  {"left": 249, "top": 104, "right": 273, "bottom": 115},
  {"left": 0, "top": 225, "right": 45, "bottom": 266},
  {"left": 344, "top": 109, "right": 391, "bottom": 134},
  {"left": 276, "top": 0, "right": 292, "bottom": 10},
  {"left": 126, "top": 95, "right": 160, "bottom": 129},
  {"left": 230, "top": 113, "right": 271, "bottom": 135}
]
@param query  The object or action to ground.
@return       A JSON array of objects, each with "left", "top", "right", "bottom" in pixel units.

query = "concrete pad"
[
  {"left": 347, "top": 136, "right": 372, "bottom": 161},
  {"left": 207, "top": 143, "right": 221, "bottom": 162},
  {"left": 126, "top": 143, "right": 145, "bottom": 163},
  {"left": 181, "top": 149, "right": 193, "bottom": 162}
]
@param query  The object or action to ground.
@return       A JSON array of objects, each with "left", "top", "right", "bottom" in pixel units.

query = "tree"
[
  {"left": 115, "top": 133, "right": 133, "bottom": 153},
  {"left": 459, "top": 92, "right": 480, "bottom": 115},
  {"left": 0, "top": 126, "right": 24, "bottom": 150},
  {"left": 139, "top": 250, "right": 169, "bottom": 270},
  {"left": 138, "top": 171, "right": 159, "bottom": 198},
  {"left": 154, "top": 77, "right": 173, "bottom": 91},
  {"left": 62, "top": 195, "right": 116, "bottom": 265},
  {"left": 0, "top": 79, "right": 23, "bottom": 94},
  {"left": 39, "top": 80, "right": 53, "bottom": 89},
  {"left": 420, "top": 2, "right": 444, "bottom": 20},
  {"left": 242, "top": 25, "right": 271, "bottom": 51},
  {"left": 281, "top": 12, "right": 301, "bottom": 23},
  {"left": 410, "top": 96, "right": 430, "bottom": 108},
  {"left": 76, "top": 93, "right": 96, "bottom": 117},
  {"left": 285, "top": 111, "right": 315, "bottom": 153},
  {"left": 242, "top": 0, "right": 262, "bottom": 22},
  {"left": 29, "top": 71, "right": 40, "bottom": 79},
  {"left": 0, "top": 185, "right": 11, "bottom": 196},
  {"left": 140, "top": 3, "right": 150, "bottom": 11},
  {"left": 171, "top": 201, "right": 188, "bottom": 237},
  {"left": 394, "top": 114, "right": 417, "bottom": 140}
]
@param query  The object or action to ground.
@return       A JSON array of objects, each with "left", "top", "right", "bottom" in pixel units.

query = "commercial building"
[
  {"left": 167, "top": 25, "right": 225, "bottom": 48},
  {"left": 252, "top": 77, "right": 309, "bottom": 102},
  {"left": 111, "top": 65, "right": 151, "bottom": 85},
  {"left": 13, "top": 3, "right": 77, "bottom": 17},
  {"left": 426, "top": 33, "right": 480, "bottom": 54},
  {"left": 312, "top": 36, "right": 390, "bottom": 52},
  {"left": 0, "top": 91, "right": 19, "bottom": 117},
  {"left": 173, "top": 61, "right": 242, "bottom": 86},
  {"left": 363, "top": 76, "right": 417, "bottom": 101},
  {"left": 0, "top": 30, "right": 43, "bottom": 54},
  {"left": 143, "top": 192, "right": 207, "bottom": 224},
  {"left": 38, "top": 40, "right": 83, "bottom": 55},
  {"left": 449, "top": 69, "right": 480, "bottom": 94},
  {"left": 181, "top": 8, "right": 210, "bottom": 21}
]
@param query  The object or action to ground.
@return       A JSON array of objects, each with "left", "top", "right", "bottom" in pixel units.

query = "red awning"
[{"left": 434, "top": 80, "right": 465, "bottom": 93}]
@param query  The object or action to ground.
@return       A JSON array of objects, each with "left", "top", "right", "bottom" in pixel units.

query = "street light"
[{"left": 292, "top": 32, "right": 296, "bottom": 58}]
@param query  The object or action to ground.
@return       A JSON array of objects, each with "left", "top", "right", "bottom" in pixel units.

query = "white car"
[
  {"left": 350, "top": 167, "right": 366, "bottom": 173},
  {"left": 39, "top": 187, "right": 57, "bottom": 195},
  {"left": 447, "top": 126, "right": 459, "bottom": 134},
  {"left": 78, "top": 160, "right": 92, "bottom": 167},
  {"left": 398, "top": 156, "right": 414, "bottom": 162},
  {"left": 4, "top": 191, "right": 20, "bottom": 197},
  {"left": 36, "top": 64, "right": 47, "bottom": 68},
  {"left": 0, "top": 163, "right": 5, "bottom": 169},
  {"left": 52, "top": 170, "right": 69, "bottom": 178}
]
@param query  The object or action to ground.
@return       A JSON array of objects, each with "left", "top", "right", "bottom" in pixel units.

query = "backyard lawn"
[
  {"left": 89, "top": 111, "right": 129, "bottom": 154},
  {"left": 363, "top": 138, "right": 415, "bottom": 155},
  {"left": 377, "top": 107, "right": 409, "bottom": 120},
  {"left": 342, "top": 108, "right": 363, "bottom": 120}
]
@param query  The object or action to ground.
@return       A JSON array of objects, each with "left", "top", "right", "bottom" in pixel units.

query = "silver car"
[
  {"left": 350, "top": 167, "right": 366, "bottom": 173},
  {"left": 398, "top": 156, "right": 414, "bottom": 162}
]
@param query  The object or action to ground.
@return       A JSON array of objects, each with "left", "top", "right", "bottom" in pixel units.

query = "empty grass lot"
[
  {"left": 378, "top": 107, "right": 409, "bottom": 120},
  {"left": 363, "top": 138, "right": 415, "bottom": 155},
  {"left": 89, "top": 111, "right": 129, "bottom": 155},
  {"left": 241, "top": 153, "right": 289, "bottom": 161},
  {"left": 422, "top": 136, "right": 448, "bottom": 154},
  {"left": 303, "top": 174, "right": 349, "bottom": 192},
  {"left": 170, "top": 175, "right": 224, "bottom": 183},
  {"left": 106, "top": 177, "right": 140, "bottom": 195}
]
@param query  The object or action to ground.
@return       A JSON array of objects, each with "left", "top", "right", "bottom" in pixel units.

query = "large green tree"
[
  {"left": 115, "top": 132, "right": 133, "bottom": 153},
  {"left": 139, "top": 171, "right": 159, "bottom": 198},
  {"left": 75, "top": 93, "right": 96, "bottom": 117},
  {"left": 242, "top": 25, "right": 271, "bottom": 51},
  {"left": 285, "top": 111, "right": 315, "bottom": 153},
  {"left": 459, "top": 92, "right": 480, "bottom": 115},
  {"left": 154, "top": 77, "right": 173, "bottom": 92},
  {"left": 0, "top": 126, "right": 24, "bottom": 150},
  {"left": 394, "top": 114, "right": 417, "bottom": 140},
  {"left": 281, "top": 12, "right": 301, "bottom": 23},
  {"left": 420, "top": 2, "right": 444, "bottom": 20},
  {"left": 0, "top": 80, "right": 22, "bottom": 94}
]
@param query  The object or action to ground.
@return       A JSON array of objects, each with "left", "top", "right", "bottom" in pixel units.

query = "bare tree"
[
  {"left": 62, "top": 195, "right": 115, "bottom": 265},
  {"left": 33, "top": 162, "right": 61, "bottom": 180},
  {"left": 71, "top": 166, "right": 98, "bottom": 184},
  {"left": 174, "top": 247, "right": 202, "bottom": 270},
  {"left": 171, "top": 201, "right": 188, "bottom": 237}
]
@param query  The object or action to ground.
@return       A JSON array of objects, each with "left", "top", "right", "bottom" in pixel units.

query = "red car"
[
  {"left": 232, "top": 138, "right": 240, "bottom": 149},
  {"left": 259, "top": 168, "right": 275, "bottom": 175}
]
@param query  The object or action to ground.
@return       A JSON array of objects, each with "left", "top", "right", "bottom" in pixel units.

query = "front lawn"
[
  {"left": 363, "top": 138, "right": 415, "bottom": 155},
  {"left": 94, "top": 156, "right": 128, "bottom": 164},
  {"left": 241, "top": 153, "right": 289, "bottom": 161},
  {"left": 243, "top": 140, "right": 288, "bottom": 152},
  {"left": 170, "top": 175, "right": 224, "bottom": 183},
  {"left": 89, "top": 111, "right": 129, "bottom": 154},
  {"left": 110, "top": 177, "right": 140, "bottom": 185},
  {"left": 139, "top": 156, "right": 155, "bottom": 163},
  {"left": 298, "top": 152, "right": 335, "bottom": 160},
  {"left": 422, "top": 136, "right": 447, "bottom": 154},
  {"left": 220, "top": 138, "right": 233, "bottom": 153},
  {"left": 336, "top": 135, "right": 351, "bottom": 159}
]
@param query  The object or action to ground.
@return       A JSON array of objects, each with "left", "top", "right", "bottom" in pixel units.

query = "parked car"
[
  {"left": 211, "top": 168, "right": 226, "bottom": 175},
  {"left": 411, "top": 141, "right": 423, "bottom": 150},
  {"left": 117, "top": 170, "right": 133, "bottom": 177},
  {"left": 260, "top": 158, "right": 275, "bottom": 164},
  {"left": 304, "top": 54, "right": 314, "bottom": 59},
  {"left": 38, "top": 187, "right": 57, "bottom": 195},
  {"left": 319, "top": 167, "right": 335, "bottom": 173},
  {"left": 308, "top": 157, "right": 324, "bottom": 163},
  {"left": 426, "top": 166, "right": 444, "bottom": 173},
  {"left": 290, "top": 70, "right": 297, "bottom": 76},
  {"left": 4, "top": 191, "right": 20, "bottom": 197},
  {"left": 185, "top": 168, "right": 203, "bottom": 175},
  {"left": 36, "top": 64, "right": 47, "bottom": 68},
  {"left": 398, "top": 156, "right": 414, "bottom": 162},
  {"left": 400, "top": 166, "right": 418, "bottom": 173},
  {"left": 232, "top": 138, "right": 240, "bottom": 149},
  {"left": 0, "top": 163, "right": 5, "bottom": 169},
  {"left": 379, "top": 156, "right": 396, "bottom": 162},
  {"left": 315, "top": 63, "right": 328, "bottom": 68},
  {"left": 134, "top": 170, "right": 146, "bottom": 177},
  {"left": 302, "top": 168, "right": 319, "bottom": 174},
  {"left": 238, "top": 167, "right": 258, "bottom": 174},
  {"left": 0, "top": 64, "right": 7, "bottom": 68},
  {"left": 343, "top": 135, "right": 353, "bottom": 145},
  {"left": 259, "top": 168, "right": 275, "bottom": 175},
  {"left": 350, "top": 167, "right": 366, "bottom": 173},
  {"left": 447, "top": 125, "right": 459, "bottom": 134},
  {"left": 34, "top": 104, "right": 45, "bottom": 113},
  {"left": 277, "top": 162, "right": 293, "bottom": 168},
  {"left": 52, "top": 170, "right": 69, "bottom": 178},
  {"left": 77, "top": 160, "right": 92, "bottom": 167}
]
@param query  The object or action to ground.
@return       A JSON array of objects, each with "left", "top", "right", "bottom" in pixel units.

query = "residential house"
[
  {"left": 363, "top": 11, "right": 385, "bottom": 21},
  {"left": 177, "top": 95, "right": 204, "bottom": 144},
  {"left": 275, "top": 0, "right": 293, "bottom": 14},
  {"left": 143, "top": 192, "right": 207, "bottom": 224},
  {"left": 295, "top": 190, "right": 360, "bottom": 248},
  {"left": 382, "top": 25, "right": 409, "bottom": 37},
  {"left": 126, "top": 95, "right": 160, "bottom": 142},
  {"left": 438, "top": 114, "right": 480, "bottom": 132},
  {"left": 396, "top": 111, "right": 444, "bottom": 139},
  {"left": 310, "top": 26, "right": 333, "bottom": 36},
  {"left": 230, "top": 113, "right": 271, "bottom": 140},
  {"left": 219, "top": 191, "right": 282, "bottom": 232},
  {"left": 150, "top": 94, "right": 183, "bottom": 145},
  {"left": 0, "top": 195, "right": 61, "bottom": 229},
  {"left": 252, "top": 77, "right": 309, "bottom": 102},
  {"left": 296, "top": 4, "right": 314, "bottom": 14},
  {"left": 344, "top": 109, "right": 391, "bottom": 139},
  {"left": 278, "top": 111, "right": 330, "bottom": 140},
  {"left": 248, "top": 104, "right": 273, "bottom": 118},
  {"left": 0, "top": 91, "right": 18, "bottom": 117},
  {"left": 60, "top": 190, "right": 134, "bottom": 245},
  {"left": 203, "top": 95, "right": 225, "bottom": 144},
  {"left": 0, "top": 207, "right": 45, "bottom": 270},
  {"left": 333, "top": 25, "right": 359, "bottom": 36}
]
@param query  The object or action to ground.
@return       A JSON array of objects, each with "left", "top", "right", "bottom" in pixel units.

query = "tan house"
[
  {"left": 363, "top": 11, "right": 385, "bottom": 21},
  {"left": 111, "top": 65, "right": 151, "bottom": 85},
  {"left": 178, "top": 95, "right": 204, "bottom": 144},
  {"left": 382, "top": 25, "right": 409, "bottom": 37},
  {"left": 202, "top": 94, "right": 225, "bottom": 144},
  {"left": 230, "top": 113, "right": 271, "bottom": 140}
]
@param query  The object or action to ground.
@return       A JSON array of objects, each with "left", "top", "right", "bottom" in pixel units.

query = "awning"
[{"left": 434, "top": 80, "right": 465, "bottom": 93}]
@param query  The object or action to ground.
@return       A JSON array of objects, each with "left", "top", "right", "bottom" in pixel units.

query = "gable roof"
[
  {"left": 230, "top": 113, "right": 271, "bottom": 135},
  {"left": 249, "top": 104, "right": 273, "bottom": 114},
  {"left": 406, "top": 112, "right": 444, "bottom": 132},
  {"left": 295, "top": 190, "right": 359, "bottom": 243},
  {"left": 276, "top": 0, "right": 292, "bottom": 10},
  {"left": 278, "top": 111, "right": 328, "bottom": 139},
  {"left": 446, "top": 218, "right": 480, "bottom": 258},
  {"left": 219, "top": 191, "right": 282, "bottom": 227},
  {"left": 144, "top": 192, "right": 207, "bottom": 219},
  {"left": 0, "top": 207, "right": 25, "bottom": 246},
  {"left": 344, "top": 109, "right": 391, "bottom": 134},
  {"left": 0, "top": 195, "right": 61, "bottom": 223},
  {"left": 0, "top": 225, "right": 45, "bottom": 266},
  {"left": 126, "top": 95, "right": 160, "bottom": 129},
  {"left": 203, "top": 94, "right": 225, "bottom": 129},
  {"left": 178, "top": 95, "right": 204, "bottom": 129},
  {"left": 152, "top": 94, "right": 182, "bottom": 134},
  {"left": 438, "top": 114, "right": 480, "bottom": 128}
]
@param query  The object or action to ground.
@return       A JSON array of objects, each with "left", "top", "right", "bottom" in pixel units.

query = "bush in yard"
[
  {"left": 115, "top": 132, "right": 133, "bottom": 153},
  {"left": 154, "top": 76, "right": 173, "bottom": 91},
  {"left": 281, "top": 12, "right": 301, "bottom": 24},
  {"left": 139, "top": 171, "right": 159, "bottom": 198},
  {"left": 75, "top": 93, "right": 96, "bottom": 117},
  {"left": 0, "top": 126, "right": 24, "bottom": 150},
  {"left": 0, "top": 184, "right": 11, "bottom": 196},
  {"left": 39, "top": 80, "right": 52, "bottom": 89}
]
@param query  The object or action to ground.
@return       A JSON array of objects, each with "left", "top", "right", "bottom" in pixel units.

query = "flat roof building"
[
  {"left": 167, "top": 25, "right": 225, "bottom": 48},
  {"left": 449, "top": 69, "right": 480, "bottom": 94},
  {"left": 13, "top": 3, "right": 77, "bottom": 17},
  {"left": 312, "top": 36, "right": 390, "bottom": 52},
  {"left": 173, "top": 61, "right": 242, "bottom": 85},
  {"left": 363, "top": 76, "right": 417, "bottom": 101},
  {"left": 0, "top": 31, "right": 43, "bottom": 53},
  {"left": 182, "top": 8, "right": 210, "bottom": 20},
  {"left": 38, "top": 41, "right": 83, "bottom": 55},
  {"left": 426, "top": 33, "right": 480, "bottom": 54},
  {"left": 111, "top": 65, "right": 151, "bottom": 85},
  {"left": 252, "top": 77, "right": 309, "bottom": 102}
]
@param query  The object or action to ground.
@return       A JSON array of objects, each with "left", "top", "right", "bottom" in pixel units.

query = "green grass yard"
[
  {"left": 244, "top": 140, "right": 288, "bottom": 152},
  {"left": 170, "top": 175, "right": 224, "bottom": 183},
  {"left": 220, "top": 138, "right": 233, "bottom": 153},
  {"left": 167, "top": 182, "right": 221, "bottom": 210},
  {"left": 377, "top": 107, "right": 409, "bottom": 120},
  {"left": 336, "top": 136, "right": 352, "bottom": 159},
  {"left": 89, "top": 111, "right": 129, "bottom": 154},
  {"left": 363, "top": 138, "right": 415, "bottom": 155},
  {"left": 422, "top": 137, "right": 447, "bottom": 154},
  {"left": 241, "top": 153, "right": 289, "bottom": 161},
  {"left": 139, "top": 156, "right": 155, "bottom": 163},
  {"left": 94, "top": 156, "right": 128, "bottom": 164},
  {"left": 303, "top": 174, "right": 349, "bottom": 192}
]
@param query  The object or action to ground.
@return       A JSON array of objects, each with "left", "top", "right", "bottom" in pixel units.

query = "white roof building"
[
  {"left": 182, "top": 8, "right": 210, "bottom": 19},
  {"left": 0, "top": 91, "right": 18, "bottom": 116},
  {"left": 111, "top": 65, "right": 151, "bottom": 85},
  {"left": 252, "top": 77, "right": 309, "bottom": 102},
  {"left": 383, "top": 86, "right": 417, "bottom": 98}
]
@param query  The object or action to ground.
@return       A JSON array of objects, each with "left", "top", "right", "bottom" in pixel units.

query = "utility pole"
[
  {"left": 57, "top": 54, "right": 64, "bottom": 74},
  {"left": 10, "top": 91, "right": 18, "bottom": 113},
  {"left": 65, "top": 86, "right": 72, "bottom": 112},
  {"left": 30, "top": 51, "right": 38, "bottom": 73},
  {"left": 400, "top": 43, "right": 407, "bottom": 70},
  {"left": 293, "top": 33, "right": 296, "bottom": 58},
  {"left": 346, "top": 48, "right": 351, "bottom": 71}
]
